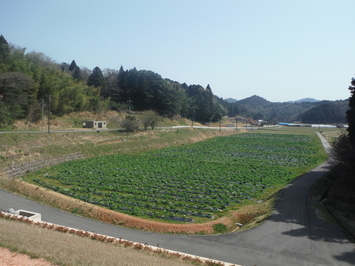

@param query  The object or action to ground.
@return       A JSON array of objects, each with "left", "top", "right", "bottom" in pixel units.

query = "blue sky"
[{"left": 1, "top": 0, "right": 354, "bottom": 102}]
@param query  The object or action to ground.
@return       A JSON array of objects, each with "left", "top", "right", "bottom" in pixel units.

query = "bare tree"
[
  {"left": 140, "top": 111, "right": 161, "bottom": 130},
  {"left": 119, "top": 115, "right": 139, "bottom": 132}
]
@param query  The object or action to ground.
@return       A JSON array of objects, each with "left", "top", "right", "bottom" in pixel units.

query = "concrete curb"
[{"left": 0, "top": 211, "right": 240, "bottom": 266}]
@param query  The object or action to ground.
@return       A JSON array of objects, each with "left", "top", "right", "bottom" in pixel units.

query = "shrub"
[{"left": 212, "top": 223, "right": 228, "bottom": 234}]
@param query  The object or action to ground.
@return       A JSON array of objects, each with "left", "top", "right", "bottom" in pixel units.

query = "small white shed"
[{"left": 83, "top": 121, "right": 107, "bottom": 128}]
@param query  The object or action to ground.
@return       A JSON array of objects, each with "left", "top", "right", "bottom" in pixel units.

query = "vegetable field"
[{"left": 30, "top": 133, "right": 324, "bottom": 222}]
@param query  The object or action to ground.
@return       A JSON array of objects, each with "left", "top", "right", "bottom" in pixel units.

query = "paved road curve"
[{"left": 1, "top": 133, "right": 354, "bottom": 265}]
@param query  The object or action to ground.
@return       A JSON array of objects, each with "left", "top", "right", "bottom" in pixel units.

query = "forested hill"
[
  {"left": 226, "top": 95, "right": 348, "bottom": 124},
  {"left": 0, "top": 35, "right": 228, "bottom": 126},
  {"left": 0, "top": 35, "right": 349, "bottom": 127}
]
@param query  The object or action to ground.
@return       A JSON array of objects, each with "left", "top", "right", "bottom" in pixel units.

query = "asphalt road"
[
  {"left": 0, "top": 124, "right": 272, "bottom": 134},
  {"left": 1, "top": 133, "right": 354, "bottom": 265}
]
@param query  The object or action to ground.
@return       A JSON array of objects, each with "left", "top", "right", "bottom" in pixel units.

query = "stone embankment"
[{"left": 3, "top": 153, "right": 85, "bottom": 180}]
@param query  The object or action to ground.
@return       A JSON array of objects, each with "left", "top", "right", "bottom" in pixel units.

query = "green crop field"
[{"left": 25, "top": 132, "right": 327, "bottom": 223}]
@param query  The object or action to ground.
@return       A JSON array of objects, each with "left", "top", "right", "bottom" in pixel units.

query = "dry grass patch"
[
  {"left": 230, "top": 199, "right": 274, "bottom": 231},
  {"left": 0, "top": 247, "right": 54, "bottom": 266},
  {"left": 0, "top": 218, "right": 196, "bottom": 266}
]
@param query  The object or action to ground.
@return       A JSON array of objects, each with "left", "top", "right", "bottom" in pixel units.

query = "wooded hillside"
[
  {"left": 0, "top": 35, "right": 348, "bottom": 127},
  {"left": 230, "top": 95, "right": 348, "bottom": 124}
]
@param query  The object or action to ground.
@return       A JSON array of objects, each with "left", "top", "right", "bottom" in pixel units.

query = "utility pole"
[
  {"left": 41, "top": 99, "right": 45, "bottom": 132},
  {"left": 235, "top": 116, "right": 238, "bottom": 131},
  {"left": 47, "top": 95, "right": 51, "bottom": 134},
  {"left": 191, "top": 108, "right": 195, "bottom": 127},
  {"left": 127, "top": 98, "right": 133, "bottom": 112}
]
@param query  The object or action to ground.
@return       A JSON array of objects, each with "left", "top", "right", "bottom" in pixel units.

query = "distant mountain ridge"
[
  {"left": 288, "top": 98, "right": 320, "bottom": 103},
  {"left": 224, "top": 95, "right": 348, "bottom": 123},
  {"left": 236, "top": 95, "right": 270, "bottom": 107},
  {"left": 225, "top": 96, "right": 321, "bottom": 104}
]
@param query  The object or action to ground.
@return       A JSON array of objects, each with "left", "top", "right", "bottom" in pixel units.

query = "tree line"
[
  {"left": 230, "top": 95, "right": 348, "bottom": 124},
  {"left": 0, "top": 35, "right": 230, "bottom": 127},
  {"left": 0, "top": 34, "right": 349, "bottom": 127},
  {"left": 325, "top": 75, "right": 355, "bottom": 210}
]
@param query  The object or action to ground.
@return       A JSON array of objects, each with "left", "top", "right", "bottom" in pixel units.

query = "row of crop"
[
  {"left": 147, "top": 146, "right": 319, "bottom": 167},
  {"left": 30, "top": 133, "right": 322, "bottom": 222},
  {"left": 42, "top": 164, "right": 283, "bottom": 202},
  {"left": 34, "top": 178, "right": 214, "bottom": 220}
]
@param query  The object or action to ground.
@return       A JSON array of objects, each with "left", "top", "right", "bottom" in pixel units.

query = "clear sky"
[{"left": 1, "top": 0, "right": 354, "bottom": 102}]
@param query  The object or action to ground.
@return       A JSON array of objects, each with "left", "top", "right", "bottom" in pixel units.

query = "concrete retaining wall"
[{"left": 3, "top": 152, "right": 85, "bottom": 180}]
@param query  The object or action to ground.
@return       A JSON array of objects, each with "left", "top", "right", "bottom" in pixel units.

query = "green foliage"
[
  {"left": 224, "top": 95, "right": 347, "bottom": 124},
  {"left": 0, "top": 37, "right": 109, "bottom": 127},
  {"left": 87, "top": 66, "right": 105, "bottom": 89},
  {"left": 2, "top": 34, "right": 346, "bottom": 128},
  {"left": 347, "top": 77, "right": 355, "bottom": 148},
  {"left": 0, "top": 35, "right": 10, "bottom": 64},
  {"left": 326, "top": 76, "right": 355, "bottom": 204},
  {"left": 119, "top": 115, "right": 139, "bottom": 132},
  {"left": 302, "top": 101, "right": 347, "bottom": 124},
  {"left": 69, "top": 60, "right": 77, "bottom": 71},
  {"left": 29, "top": 133, "right": 324, "bottom": 222},
  {"left": 72, "top": 66, "right": 82, "bottom": 81},
  {"left": 213, "top": 223, "right": 228, "bottom": 234},
  {"left": 140, "top": 111, "right": 161, "bottom": 130},
  {"left": 0, "top": 72, "right": 37, "bottom": 124},
  {"left": 187, "top": 84, "right": 215, "bottom": 122}
]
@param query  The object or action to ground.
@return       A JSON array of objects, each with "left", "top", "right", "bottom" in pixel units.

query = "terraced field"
[{"left": 27, "top": 132, "right": 325, "bottom": 222}]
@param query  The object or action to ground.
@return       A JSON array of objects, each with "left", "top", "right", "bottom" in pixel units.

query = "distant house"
[{"left": 83, "top": 121, "right": 107, "bottom": 128}]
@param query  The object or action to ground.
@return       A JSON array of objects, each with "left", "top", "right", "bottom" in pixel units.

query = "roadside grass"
[
  {"left": 325, "top": 201, "right": 355, "bottom": 241},
  {"left": 310, "top": 165, "right": 355, "bottom": 242},
  {"left": 0, "top": 218, "right": 199, "bottom": 266},
  {"left": 0, "top": 127, "right": 233, "bottom": 169}
]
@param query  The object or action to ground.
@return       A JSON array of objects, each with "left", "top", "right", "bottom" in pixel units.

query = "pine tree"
[
  {"left": 87, "top": 66, "right": 105, "bottom": 89},
  {"left": 68, "top": 60, "right": 77, "bottom": 71},
  {"left": 0, "top": 72, "right": 36, "bottom": 124},
  {"left": 0, "top": 35, "right": 10, "bottom": 64},
  {"left": 346, "top": 77, "right": 355, "bottom": 148},
  {"left": 73, "top": 66, "right": 82, "bottom": 81},
  {"left": 117, "top": 66, "right": 129, "bottom": 102}
]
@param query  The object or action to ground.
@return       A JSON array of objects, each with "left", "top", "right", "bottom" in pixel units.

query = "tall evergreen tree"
[
  {"left": 117, "top": 65, "right": 127, "bottom": 101},
  {"left": 68, "top": 60, "right": 77, "bottom": 71},
  {"left": 346, "top": 77, "right": 355, "bottom": 148},
  {"left": 186, "top": 84, "right": 215, "bottom": 122},
  {"left": 206, "top": 84, "right": 212, "bottom": 94},
  {"left": 87, "top": 66, "right": 105, "bottom": 89},
  {"left": 0, "top": 35, "right": 10, "bottom": 64},
  {"left": 0, "top": 72, "right": 36, "bottom": 124},
  {"left": 73, "top": 66, "right": 82, "bottom": 81}
]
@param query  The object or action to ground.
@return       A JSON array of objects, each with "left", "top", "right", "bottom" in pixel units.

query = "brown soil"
[{"left": 0, "top": 247, "right": 55, "bottom": 266}]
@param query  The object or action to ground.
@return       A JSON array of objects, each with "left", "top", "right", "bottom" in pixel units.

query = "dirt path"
[{"left": 0, "top": 247, "right": 54, "bottom": 266}]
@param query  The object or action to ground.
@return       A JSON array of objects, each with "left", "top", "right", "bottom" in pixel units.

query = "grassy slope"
[
  {"left": 0, "top": 114, "right": 239, "bottom": 265},
  {"left": 0, "top": 117, "right": 347, "bottom": 264},
  {"left": 0, "top": 218, "right": 197, "bottom": 266}
]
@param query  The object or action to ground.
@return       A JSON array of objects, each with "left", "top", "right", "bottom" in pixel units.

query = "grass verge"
[
  {"left": 309, "top": 164, "right": 355, "bottom": 242},
  {"left": 0, "top": 217, "right": 209, "bottom": 266}
]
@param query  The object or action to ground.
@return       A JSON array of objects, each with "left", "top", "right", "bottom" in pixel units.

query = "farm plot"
[{"left": 30, "top": 133, "right": 324, "bottom": 222}]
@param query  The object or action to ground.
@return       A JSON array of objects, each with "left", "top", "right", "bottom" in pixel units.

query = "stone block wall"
[{"left": 3, "top": 153, "right": 85, "bottom": 180}]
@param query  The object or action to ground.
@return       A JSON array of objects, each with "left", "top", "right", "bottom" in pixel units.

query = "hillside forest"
[{"left": 0, "top": 35, "right": 349, "bottom": 128}]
